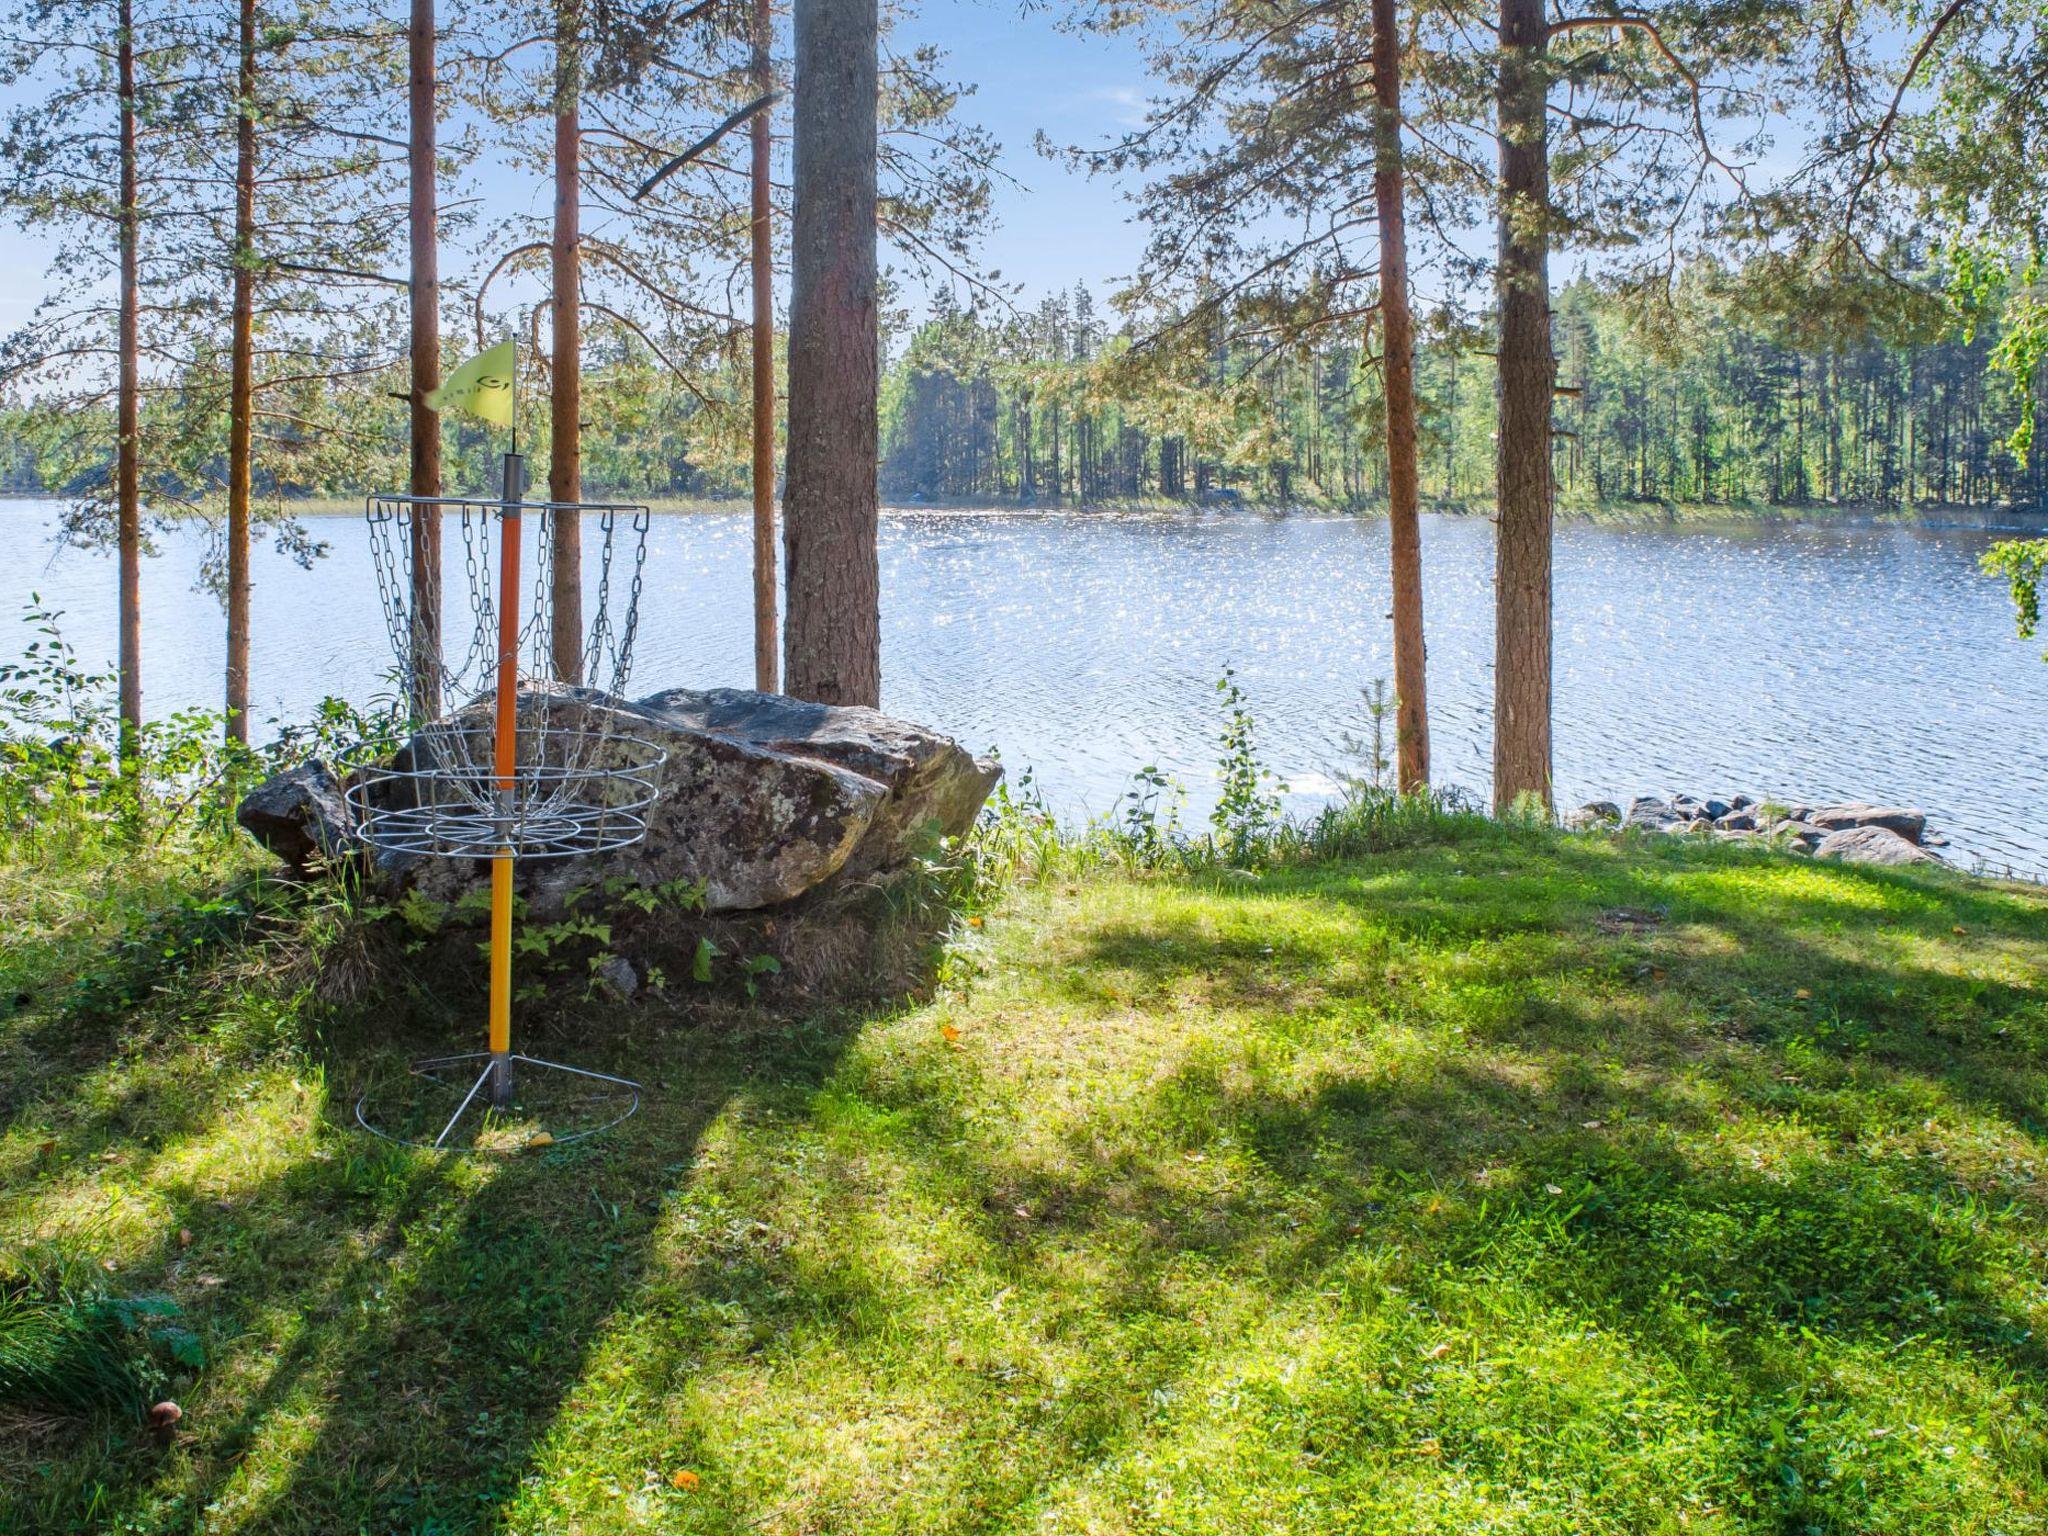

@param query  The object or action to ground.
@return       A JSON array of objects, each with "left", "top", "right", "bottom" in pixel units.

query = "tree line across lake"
[
  {"left": 7, "top": 264, "right": 2040, "bottom": 519},
  {"left": 880, "top": 276, "right": 2048, "bottom": 515}
]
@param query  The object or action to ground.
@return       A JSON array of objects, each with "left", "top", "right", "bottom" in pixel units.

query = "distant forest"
[
  {"left": 4, "top": 272, "right": 2043, "bottom": 517},
  {"left": 881, "top": 276, "right": 2048, "bottom": 514}
]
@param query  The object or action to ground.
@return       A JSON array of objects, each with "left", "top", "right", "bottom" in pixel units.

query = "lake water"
[{"left": 9, "top": 500, "right": 2048, "bottom": 874}]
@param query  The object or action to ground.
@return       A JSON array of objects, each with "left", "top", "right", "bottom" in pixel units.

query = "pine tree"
[
  {"left": 1053, "top": 0, "right": 1457, "bottom": 789},
  {"left": 175, "top": 0, "right": 411, "bottom": 741},
  {"left": 407, "top": 0, "right": 444, "bottom": 718},
  {"left": 0, "top": 0, "right": 201, "bottom": 755}
]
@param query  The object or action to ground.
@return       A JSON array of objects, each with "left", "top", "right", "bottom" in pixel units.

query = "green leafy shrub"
[
  {"left": 1209, "top": 667, "right": 1284, "bottom": 862},
  {"left": 0, "top": 599, "right": 403, "bottom": 852},
  {"left": 971, "top": 671, "right": 1483, "bottom": 885},
  {"left": 0, "top": 1251, "right": 199, "bottom": 1419}
]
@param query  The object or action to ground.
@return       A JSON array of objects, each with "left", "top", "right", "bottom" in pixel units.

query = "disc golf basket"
[{"left": 348, "top": 452, "right": 665, "bottom": 1150}]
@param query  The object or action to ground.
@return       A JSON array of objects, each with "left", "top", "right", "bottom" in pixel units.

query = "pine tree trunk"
[
  {"left": 407, "top": 0, "right": 442, "bottom": 719},
  {"left": 549, "top": 0, "right": 584, "bottom": 685},
  {"left": 116, "top": 0, "right": 141, "bottom": 760},
  {"left": 750, "top": 0, "right": 779, "bottom": 693},
  {"left": 783, "top": 0, "right": 880, "bottom": 705},
  {"left": 225, "top": 0, "right": 257, "bottom": 747},
  {"left": 1371, "top": 0, "right": 1429, "bottom": 793},
  {"left": 1492, "top": 0, "right": 1553, "bottom": 811}
]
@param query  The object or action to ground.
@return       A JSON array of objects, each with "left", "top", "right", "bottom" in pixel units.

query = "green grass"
[{"left": 4, "top": 820, "right": 2048, "bottom": 1533}]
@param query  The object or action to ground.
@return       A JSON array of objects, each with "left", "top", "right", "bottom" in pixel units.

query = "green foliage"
[
  {"left": 1335, "top": 679, "right": 1396, "bottom": 798},
  {"left": 877, "top": 265, "right": 2048, "bottom": 514},
  {"left": 0, "top": 1251, "right": 195, "bottom": 1419},
  {"left": 0, "top": 599, "right": 401, "bottom": 855},
  {"left": 1210, "top": 667, "right": 1283, "bottom": 863},
  {"left": 973, "top": 676, "right": 1477, "bottom": 887},
  {"left": 1981, "top": 537, "right": 2048, "bottom": 651},
  {"left": 358, "top": 872, "right": 801, "bottom": 1004},
  {"left": 1116, "top": 764, "right": 1185, "bottom": 866}
]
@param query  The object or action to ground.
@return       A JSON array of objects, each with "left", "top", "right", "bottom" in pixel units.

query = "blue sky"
[{"left": 892, "top": 0, "right": 1155, "bottom": 302}]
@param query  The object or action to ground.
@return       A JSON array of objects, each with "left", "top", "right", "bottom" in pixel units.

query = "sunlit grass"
[{"left": 3, "top": 822, "right": 2048, "bottom": 1532}]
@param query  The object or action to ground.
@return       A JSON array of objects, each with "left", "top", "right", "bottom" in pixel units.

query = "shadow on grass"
[
  {"left": 1012, "top": 843, "right": 2048, "bottom": 1356},
  {"left": 1073, "top": 835, "right": 2048, "bottom": 1130},
  {"left": 2, "top": 925, "right": 881, "bottom": 1535},
  {"left": 211, "top": 1000, "right": 872, "bottom": 1534}
]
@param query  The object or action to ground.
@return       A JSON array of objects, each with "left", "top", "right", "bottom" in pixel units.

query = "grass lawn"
[{"left": 4, "top": 823, "right": 2048, "bottom": 1533}]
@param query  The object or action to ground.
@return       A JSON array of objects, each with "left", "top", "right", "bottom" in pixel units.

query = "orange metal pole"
[{"left": 489, "top": 452, "right": 523, "bottom": 1106}]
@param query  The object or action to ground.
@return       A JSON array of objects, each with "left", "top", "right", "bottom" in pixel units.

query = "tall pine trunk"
[
  {"left": 548, "top": 0, "right": 583, "bottom": 684},
  {"left": 407, "top": 0, "right": 442, "bottom": 719},
  {"left": 1492, "top": 0, "right": 1553, "bottom": 810},
  {"left": 750, "top": 0, "right": 778, "bottom": 692},
  {"left": 1370, "top": 0, "right": 1429, "bottom": 793},
  {"left": 783, "top": 0, "right": 880, "bottom": 706},
  {"left": 225, "top": 0, "right": 256, "bottom": 746},
  {"left": 116, "top": 0, "right": 141, "bottom": 760}
]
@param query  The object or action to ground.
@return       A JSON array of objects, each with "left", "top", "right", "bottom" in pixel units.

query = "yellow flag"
[{"left": 425, "top": 340, "right": 516, "bottom": 427}]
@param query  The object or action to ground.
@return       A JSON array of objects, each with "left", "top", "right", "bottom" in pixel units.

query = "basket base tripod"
[{"left": 355, "top": 1050, "right": 641, "bottom": 1152}]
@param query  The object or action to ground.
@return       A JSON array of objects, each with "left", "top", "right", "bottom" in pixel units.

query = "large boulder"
[
  {"left": 1812, "top": 824, "right": 1946, "bottom": 867},
  {"left": 1624, "top": 795, "right": 1684, "bottom": 832},
  {"left": 1803, "top": 803, "right": 1929, "bottom": 844},
  {"left": 236, "top": 760, "right": 353, "bottom": 869},
  {"left": 240, "top": 686, "right": 1001, "bottom": 914},
  {"left": 636, "top": 688, "right": 1002, "bottom": 878}
]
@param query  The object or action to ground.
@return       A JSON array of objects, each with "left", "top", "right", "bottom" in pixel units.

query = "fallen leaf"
[
  {"left": 1545, "top": 1183, "right": 1565, "bottom": 1196},
  {"left": 526, "top": 1132, "right": 555, "bottom": 1151},
  {"left": 669, "top": 1469, "right": 700, "bottom": 1492},
  {"left": 1794, "top": 988, "right": 1813, "bottom": 1000},
  {"left": 1953, "top": 925, "right": 1968, "bottom": 936}
]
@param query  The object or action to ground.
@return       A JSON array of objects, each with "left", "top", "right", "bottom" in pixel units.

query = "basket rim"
[
  {"left": 346, "top": 796, "right": 661, "bottom": 859},
  {"left": 342, "top": 732, "right": 666, "bottom": 859}
]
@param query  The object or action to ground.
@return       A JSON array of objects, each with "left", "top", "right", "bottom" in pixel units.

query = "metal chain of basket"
[{"left": 352, "top": 490, "right": 661, "bottom": 860}]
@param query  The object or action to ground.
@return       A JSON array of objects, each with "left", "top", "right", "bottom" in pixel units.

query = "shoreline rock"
[{"left": 1568, "top": 793, "right": 1949, "bottom": 867}]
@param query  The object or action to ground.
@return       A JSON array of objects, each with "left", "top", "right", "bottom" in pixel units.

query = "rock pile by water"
[{"left": 1564, "top": 794, "right": 1950, "bottom": 866}]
